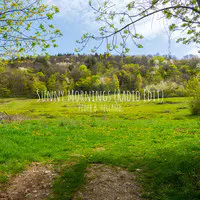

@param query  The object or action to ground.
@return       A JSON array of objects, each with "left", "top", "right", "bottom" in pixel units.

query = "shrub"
[
  {"left": 190, "top": 98, "right": 200, "bottom": 115},
  {"left": 190, "top": 86, "right": 200, "bottom": 115},
  {"left": 0, "top": 87, "right": 11, "bottom": 97},
  {"left": 144, "top": 81, "right": 185, "bottom": 97},
  {"left": 186, "top": 78, "right": 200, "bottom": 115}
]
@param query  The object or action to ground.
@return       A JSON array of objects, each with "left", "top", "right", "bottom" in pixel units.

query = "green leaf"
[
  {"left": 49, "top": 24, "right": 55, "bottom": 29},
  {"left": 124, "top": 30, "right": 129, "bottom": 34},
  {"left": 46, "top": 13, "right": 53, "bottom": 20},
  {"left": 137, "top": 44, "right": 143, "bottom": 48}
]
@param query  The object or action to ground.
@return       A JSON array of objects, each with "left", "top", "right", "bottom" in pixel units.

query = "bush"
[
  {"left": 190, "top": 98, "right": 200, "bottom": 115},
  {"left": 190, "top": 87, "right": 200, "bottom": 115},
  {"left": 0, "top": 87, "right": 11, "bottom": 97},
  {"left": 186, "top": 78, "right": 200, "bottom": 115},
  {"left": 144, "top": 81, "right": 185, "bottom": 97}
]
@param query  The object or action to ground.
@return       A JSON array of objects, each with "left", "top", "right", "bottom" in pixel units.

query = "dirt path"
[
  {"left": 0, "top": 163, "right": 56, "bottom": 200},
  {"left": 73, "top": 164, "right": 142, "bottom": 200},
  {"left": 0, "top": 163, "right": 142, "bottom": 200}
]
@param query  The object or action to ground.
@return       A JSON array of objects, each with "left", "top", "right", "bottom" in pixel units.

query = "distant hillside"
[{"left": 0, "top": 54, "right": 199, "bottom": 97}]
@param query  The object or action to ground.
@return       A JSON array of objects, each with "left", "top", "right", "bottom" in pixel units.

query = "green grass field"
[{"left": 0, "top": 97, "right": 200, "bottom": 199}]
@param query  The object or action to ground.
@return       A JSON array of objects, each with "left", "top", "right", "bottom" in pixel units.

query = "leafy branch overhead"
[
  {"left": 76, "top": 0, "right": 200, "bottom": 54},
  {"left": 0, "top": 0, "right": 62, "bottom": 58}
]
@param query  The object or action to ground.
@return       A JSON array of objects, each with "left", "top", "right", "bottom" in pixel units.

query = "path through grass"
[{"left": 0, "top": 97, "right": 199, "bottom": 199}]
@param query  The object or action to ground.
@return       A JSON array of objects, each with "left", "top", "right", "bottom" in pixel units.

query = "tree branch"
[{"left": 94, "top": 5, "right": 200, "bottom": 40}]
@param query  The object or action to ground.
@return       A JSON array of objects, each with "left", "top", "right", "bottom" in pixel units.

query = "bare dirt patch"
[
  {"left": 73, "top": 164, "right": 141, "bottom": 200},
  {"left": 0, "top": 112, "right": 27, "bottom": 123},
  {"left": 0, "top": 163, "right": 57, "bottom": 200}
]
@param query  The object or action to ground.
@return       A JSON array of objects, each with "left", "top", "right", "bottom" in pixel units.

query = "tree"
[
  {"left": 186, "top": 77, "right": 200, "bottom": 115},
  {"left": 111, "top": 74, "right": 120, "bottom": 91},
  {"left": 79, "top": 65, "right": 91, "bottom": 78},
  {"left": 31, "top": 72, "right": 47, "bottom": 95},
  {"left": 135, "top": 73, "right": 142, "bottom": 90},
  {"left": 77, "top": 0, "right": 200, "bottom": 54},
  {"left": 1, "top": 68, "right": 30, "bottom": 96},
  {"left": 47, "top": 73, "right": 57, "bottom": 91},
  {"left": 0, "top": 0, "right": 62, "bottom": 58}
]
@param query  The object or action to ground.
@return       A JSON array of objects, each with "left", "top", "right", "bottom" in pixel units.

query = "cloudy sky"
[{"left": 46, "top": 0, "right": 199, "bottom": 58}]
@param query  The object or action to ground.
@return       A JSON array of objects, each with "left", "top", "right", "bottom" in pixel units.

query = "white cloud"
[
  {"left": 136, "top": 15, "right": 166, "bottom": 39},
  {"left": 46, "top": 0, "right": 92, "bottom": 22},
  {"left": 46, "top": 0, "right": 200, "bottom": 54},
  {"left": 46, "top": 0, "right": 167, "bottom": 37}
]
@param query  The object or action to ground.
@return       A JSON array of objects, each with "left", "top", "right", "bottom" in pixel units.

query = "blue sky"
[{"left": 46, "top": 0, "right": 199, "bottom": 59}]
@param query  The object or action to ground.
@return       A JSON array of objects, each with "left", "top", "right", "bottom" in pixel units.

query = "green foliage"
[
  {"left": 122, "top": 64, "right": 141, "bottom": 74},
  {"left": 76, "top": 77, "right": 93, "bottom": 91},
  {"left": 0, "top": 86, "right": 11, "bottom": 97},
  {"left": 75, "top": 74, "right": 119, "bottom": 92},
  {"left": 47, "top": 74, "right": 57, "bottom": 91},
  {"left": 99, "top": 75, "right": 120, "bottom": 92},
  {"left": 79, "top": 65, "right": 91, "bottom": 78},
  {"left": 186, "top": 77, "right": 200, "bottom": 115},
  {"left": 0, "top": 0, "right": 62, "bottom": 58},
  {"left": 135, "top": 73, "right": 142, "bottom": 90},
  {"left": 145, "top": 81, "right": 185, "bottom": 97},
  {"left": 152, "top": 56, "right": 165, "bottom": 64},
  {"left": 7, "top": 69, "right": 30, "bottom": 96},
  {"left": 112, "top": 74, "right": 120, "bottom": 91},
  {"left": 32, "top": 80, "right": 47, "bottom": 94},
  {"left": 0, "top": 55, "right": 199, "bottom": 98},
  {"left": 78, "top": 1, "right": 200, "bottom": 53},
  {"left": 190, "top": 97, "right": 200, "bottom": 115}
]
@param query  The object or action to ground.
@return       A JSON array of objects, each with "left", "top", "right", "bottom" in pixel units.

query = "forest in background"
[{"left": 0, "top": 53, "right": 199, "bottom": 98}]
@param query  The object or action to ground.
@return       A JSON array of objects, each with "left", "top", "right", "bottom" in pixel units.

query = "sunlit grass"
[{"left": 0, "top": 97, "right": 199, "bottom": 199}]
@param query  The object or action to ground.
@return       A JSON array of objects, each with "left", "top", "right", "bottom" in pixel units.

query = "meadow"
[{"left": 0, "top": 97, "right": 200, "bottom": 199}]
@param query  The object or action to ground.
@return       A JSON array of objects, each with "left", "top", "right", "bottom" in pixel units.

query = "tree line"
[{"left": 0, "top": 54, "right": 199, "bottom": 99}]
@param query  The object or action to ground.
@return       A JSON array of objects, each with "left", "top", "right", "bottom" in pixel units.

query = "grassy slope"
[{"left": 0, "top": 97, "right": 200, "bottom": 199}]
